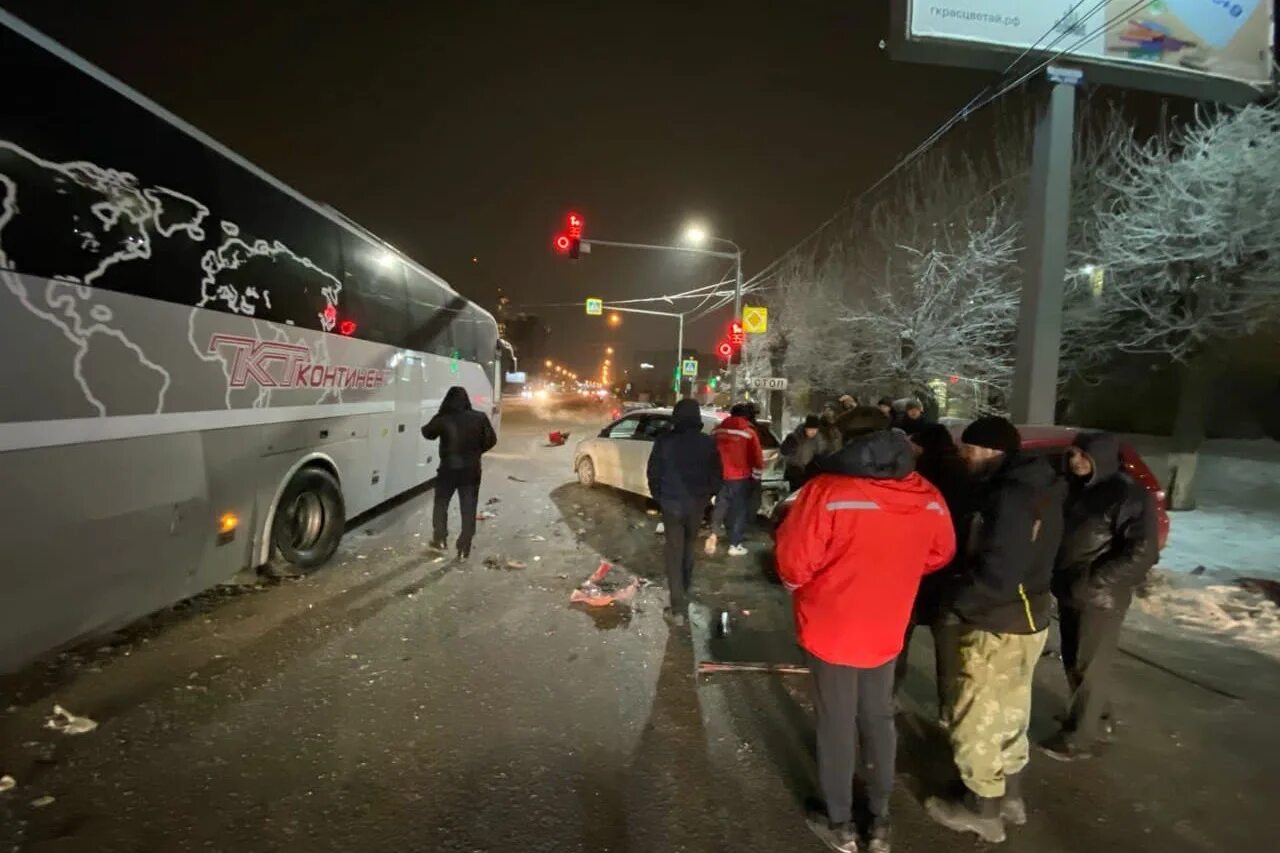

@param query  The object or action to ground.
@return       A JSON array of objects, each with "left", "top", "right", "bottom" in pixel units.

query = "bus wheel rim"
[{"left": 288, "top": 492, "right": 325, "bottom": 550}]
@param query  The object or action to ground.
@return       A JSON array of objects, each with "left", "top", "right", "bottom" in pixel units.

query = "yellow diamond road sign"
[
  {"left": 743, "top": 305, "right": 767, "bottom": 334},
  {"left": 585, "top": 297, "right": 603, "bottom": 316}
]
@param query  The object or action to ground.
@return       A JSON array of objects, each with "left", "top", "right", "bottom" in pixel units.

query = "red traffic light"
[
  {"left": 567, "top": 211, "right": 584, "bottom": 239},
  {"left": 729, "top": 321, "right": 745, "bottom": 347},
  {"left": 553, "top": 233, "right": 572, "bottom": 254},
  {"left": 716, "top": 341, "right": 734, "bottom": 360}
]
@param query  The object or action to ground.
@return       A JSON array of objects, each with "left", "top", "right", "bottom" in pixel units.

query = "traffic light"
[
  {"left": 730, "top": 321, "right": 745, "bottom": 347},
  {"left": 553, "top": 211, "right": 584, "bottom": 259},
  {"left": 716, "top": 340, "right": 734, "bottom": 362},
  {"left": 708, "top": 376, "right": 719, "bottom": 389}
]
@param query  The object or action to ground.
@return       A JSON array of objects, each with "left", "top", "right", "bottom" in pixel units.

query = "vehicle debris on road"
[
  {"left": 45, "top": 704, "right": 98, "bottom": 735},
  {"left": 569, "top": 560, "right": 639, "bottom": 607}
]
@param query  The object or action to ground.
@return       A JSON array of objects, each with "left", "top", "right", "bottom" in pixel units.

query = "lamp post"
[
  {"left": 683, "top": 225, "right": 743, "bottom": 399},
  {"left": 577, "top": 228, "right": 742, "bottom": 396}
]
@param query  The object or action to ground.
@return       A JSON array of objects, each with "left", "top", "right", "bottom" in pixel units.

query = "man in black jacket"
[
  {"left": 926, "top": 416, "right": 1066, "bottom": 845},
  {"left": 647, "top": 399, "right": 723, "bottom": 627},
  {"left": 421, "top": 386, "right": 498, "bottom": 560},
  {"left": 1042, "top": 432, "right": 1158, "bottom": 761}
]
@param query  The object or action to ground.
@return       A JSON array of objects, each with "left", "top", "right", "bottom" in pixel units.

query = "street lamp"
[
  {"left": 608, "top": 313, "right": 622, "bottom": 327},
  {"left": 683, "top": 221, "right": 744, "bottom": 398},
  {"left": 684, "top": 224, "right": 708, "bottom": 245},
  {"left": 605, "top": 346, "right": 614, "bottom": 355},
  {"left": 545, "top": 359, "right": 553, "bottom": 368}
]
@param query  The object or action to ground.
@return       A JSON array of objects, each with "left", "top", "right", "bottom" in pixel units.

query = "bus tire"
[
  {"left": 272, "top": 466, "right": 345, "bottom": 569},
  {"left": 576, "top": 456, "right": 596, "bottom": 487}
]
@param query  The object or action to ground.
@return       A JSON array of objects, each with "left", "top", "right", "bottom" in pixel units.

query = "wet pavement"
[{"left": 1, "top": 398, "right": 1278, "bottom": 852}]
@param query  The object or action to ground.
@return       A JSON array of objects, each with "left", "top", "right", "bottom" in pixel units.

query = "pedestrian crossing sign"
[
  {"left": 585, "top": 297, "right": 603, "bottom": 316},
  {"left": 682, "top": 358, "right": 698, "bottom": 377},
  {"left": 743, "top": 305, "right": 767, "bottom": 334}
]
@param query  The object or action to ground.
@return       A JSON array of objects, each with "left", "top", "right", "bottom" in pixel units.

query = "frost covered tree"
[{"left": 1091, "top": 103, "right": 1280, "bottom": 508}]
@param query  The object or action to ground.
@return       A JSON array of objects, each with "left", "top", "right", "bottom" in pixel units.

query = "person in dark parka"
[
  {"left": 421, "top": 386, "right": 497, "bottom": 560},
  {"left": 647, "top": 399, "right": 723, "bottom": 626},
  {"left": 895, "top": 423, "right": 973, "bottom": 724},
  {"left": 926, "top": 416, "right": 1066, "bottom": 844},
  {"left": 1042, "top": 432, "right": 1158, "bottom": 760}
]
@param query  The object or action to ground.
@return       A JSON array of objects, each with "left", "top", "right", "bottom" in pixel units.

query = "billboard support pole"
[{"left": 1010, "top": 66, "right": 1081, "bottom": 425}]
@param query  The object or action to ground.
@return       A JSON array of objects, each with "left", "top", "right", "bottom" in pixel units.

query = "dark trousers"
[
  {"left": 710, "top": 478, "right": 752, "bottom": 546},
  {"left": 1058, "top": 601, "right": 1127, "bottom": 747},
  {"left": 661, "top": 503, "right": 702, "bottom": 612},
  {"left": 893, "top": 614, "right": 961, "bottom": 724},
  {"left": 433, "top": 467, "right": 481, "bottom": 552},
  {"left": 809, "top": 653, "right": 897, "bottom": 824}
]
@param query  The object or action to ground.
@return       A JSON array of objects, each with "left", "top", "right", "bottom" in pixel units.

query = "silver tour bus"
[{"left": 0, "top": 11, "right": 500, "bottom": 671}]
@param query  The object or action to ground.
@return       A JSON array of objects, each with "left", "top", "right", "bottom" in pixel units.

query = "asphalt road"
[{"left": 1, "top": 397, "right": 1277, "bottom": 852}]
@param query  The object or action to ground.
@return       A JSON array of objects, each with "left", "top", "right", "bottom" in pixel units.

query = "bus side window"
[
  {"left": 406, "top": 270, "right": 462, "bottom": 357},
  {"left": 208, "top": 158, "right": 344, "bottom": 332},
  {"left": 338, "top": 233, "right": 407, "bottom": 345}
]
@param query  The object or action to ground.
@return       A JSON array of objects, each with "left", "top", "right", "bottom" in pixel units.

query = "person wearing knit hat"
[
  {"left": 927, "top": 415, "right": 1066, "bottom": 844},
  {"left": 960, "top": 415, "right": 1022, "bottom": 458}
]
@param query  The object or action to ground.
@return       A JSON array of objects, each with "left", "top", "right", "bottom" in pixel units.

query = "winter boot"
[
  {"left": 867, "top": 814, "right": 891, "bottom": 853},
  {"left": 428, "top": 537, "right": 447, "bottom": 551},
  {"left": 925, "top": 789, "right": 1006, "bottom": 843},
  {"left": 805, "top": 809, "right": 859, "bottom": 852},
  {"left": 1001, "top": 772, "right": 1027, "bottom": 826},
  {"left": 1040, "top": 732, "right": 1093, "bottom": 762}
]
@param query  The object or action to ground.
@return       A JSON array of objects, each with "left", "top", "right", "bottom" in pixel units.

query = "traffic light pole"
[
  {"left": 595, "top": 303, "right": 688, "bottom": 399},
  {"left": 581, "top": 237, "right": 743, "bottom": 400}
]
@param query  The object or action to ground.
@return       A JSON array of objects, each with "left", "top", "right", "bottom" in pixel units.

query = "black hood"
[
  {"left": 672, "top": 399, "right": 703, "bottom": 431},
  {"left": 1002, "top": 451, "right": 1058, "bottom": 489},
  {"left": 440, "top": 386, "right": 473, "bottom": 414},
  {"left": 1074, "top": 432, "right": 1122, "bottom": 485},
  {"left": 817, "top": 429, "right": 914, "bottom": 480}
]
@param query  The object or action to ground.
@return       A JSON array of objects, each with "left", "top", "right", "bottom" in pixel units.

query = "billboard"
[{"left": 906, "top": 0, "right": 1273, "bottom": 92}]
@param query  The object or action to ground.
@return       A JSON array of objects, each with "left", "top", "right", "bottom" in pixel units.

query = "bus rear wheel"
[{"left": 272, "top": 466, "right": 345, "bottom": 569}]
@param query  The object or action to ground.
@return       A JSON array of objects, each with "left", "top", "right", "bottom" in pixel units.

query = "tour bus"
[{"left": 0, "top": 12, "right": 500, "bottom": 671}]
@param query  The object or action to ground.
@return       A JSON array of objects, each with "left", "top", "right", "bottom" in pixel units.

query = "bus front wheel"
[{"left": 272, "top": 466, "right": 345, "bottom": 569}]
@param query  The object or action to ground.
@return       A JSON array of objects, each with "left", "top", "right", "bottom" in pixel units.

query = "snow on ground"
[{"left": 1123, "top": 437, "right": 1280, "bottom": 660}]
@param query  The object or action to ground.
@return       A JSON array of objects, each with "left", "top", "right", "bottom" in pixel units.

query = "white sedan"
[{"left": 572, "top": 407, "right": 789, "bottom": 514}]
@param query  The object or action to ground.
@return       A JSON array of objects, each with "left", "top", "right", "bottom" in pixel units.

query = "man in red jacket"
[
  {"left": 777, "top": 407, "right": 956, "bottom": 853},
  {"left": 707, "top": 403, "right": 766, "bottom": 557}
]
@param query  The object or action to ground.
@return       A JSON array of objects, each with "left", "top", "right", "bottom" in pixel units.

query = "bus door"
[{"left": 390, "top": 352, "right": 430, "bottom": 495}]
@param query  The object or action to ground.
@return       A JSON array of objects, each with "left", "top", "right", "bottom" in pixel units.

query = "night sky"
[{"left": 2, "top": 1, "right": 995, "bottom": 373}]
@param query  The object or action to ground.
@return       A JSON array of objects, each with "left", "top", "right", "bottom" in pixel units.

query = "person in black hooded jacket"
[
  {"left": 1042, "top": 432, "right": 1158, "bottom": 761},
  {"left": 421, "top": 386, "right": 498, "bottom": 559},
  {"left": 927, "top": 416, "right": 1066, "bottom": 844},
  {"left": 647, "top": 399, "right": 723, "bottom": 626}
]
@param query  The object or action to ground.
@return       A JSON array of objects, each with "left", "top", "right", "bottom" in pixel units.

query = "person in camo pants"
[{"left": 925, "top": 416, "right": 1066, "bottom": 845}]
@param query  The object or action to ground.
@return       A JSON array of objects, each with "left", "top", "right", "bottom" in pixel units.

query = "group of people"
[
  {"left": 426, "top": 386, "right": 1158, "bottom": 852},
  {"left": 774, "top": 405, "right": 1158, "bottom": 852},
  {"left": 780, "top": 395, "right": 928, "bottom": 492}
]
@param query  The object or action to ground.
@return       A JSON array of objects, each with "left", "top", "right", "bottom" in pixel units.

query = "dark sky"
[{"left": 2, "top": 0, "right": 995, "bottom": 373}]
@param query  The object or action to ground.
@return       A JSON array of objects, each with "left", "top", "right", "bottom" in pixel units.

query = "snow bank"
[
  {"left": 1128, "top": 437, "right": 1280, "bottom": 579},
  {"left": 1136, "top": 575, "right": 1280, "bottom": 662},
  {"left": 1120, "top": 437, "right": 1280, "bottom": 659}
]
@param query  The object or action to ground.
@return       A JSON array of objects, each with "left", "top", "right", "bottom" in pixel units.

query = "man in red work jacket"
[
  {"left": 776, "top": 407, "right": 955, "bottom": 853},
  {"left": 706, "top": 403, "right": 765, "bottom": 557}
]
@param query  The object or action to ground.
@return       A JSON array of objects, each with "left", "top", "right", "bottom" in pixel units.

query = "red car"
[{"left": 1015, "top": 426, "right": 1170, "bottom": 553}]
